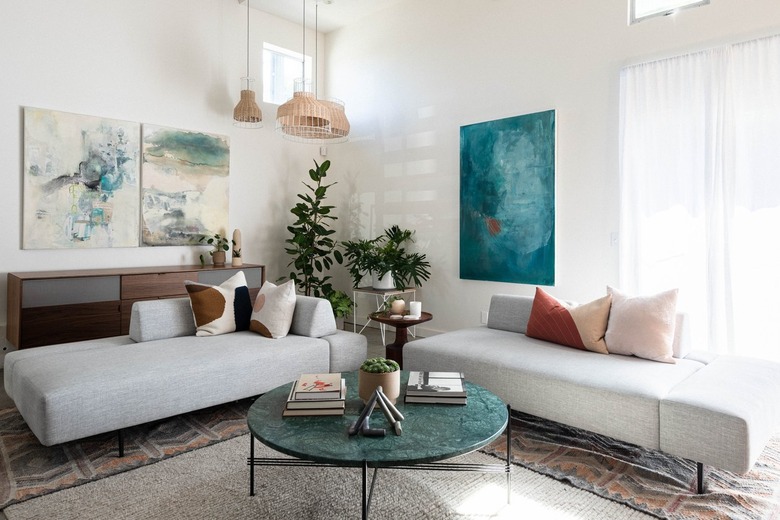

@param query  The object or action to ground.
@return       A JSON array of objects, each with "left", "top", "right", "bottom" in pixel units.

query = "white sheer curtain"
[{"left": 619, "top": 34, "right": 780, "bottom": 361}]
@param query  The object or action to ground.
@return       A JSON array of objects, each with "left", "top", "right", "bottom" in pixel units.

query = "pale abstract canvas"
[
  {"left": 460, "top": 110, "right": 556, "bottom": 285},
  {"left": 141, "top": 125, "right": 230, "bottom": 246},
  {"left": 23, "top": 107, "right": 141, "bottom": 249}
]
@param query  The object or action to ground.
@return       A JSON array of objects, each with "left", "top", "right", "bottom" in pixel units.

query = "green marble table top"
[{"left": 247, "top": 371, "right": 508, "bottom": 468}]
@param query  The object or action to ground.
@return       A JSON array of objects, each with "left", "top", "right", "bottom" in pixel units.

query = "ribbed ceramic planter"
[
  {"left": 358, "top": 369, "right": 400, "bottom": 404},
  {"left": 371, "top": 272, "right": 395, "bottom": 290},
  {"left": 212, "top": 251, "right": 226, "bottom": 266}
]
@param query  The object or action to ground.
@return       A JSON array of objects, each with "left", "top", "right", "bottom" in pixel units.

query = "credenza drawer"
[{"left": 121, "top": 273, "right": 191, "bottom": 300}]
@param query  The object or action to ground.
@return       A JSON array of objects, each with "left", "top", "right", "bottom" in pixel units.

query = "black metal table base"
[{"left": 247, "top": 405, "right": 513, "bottom": 519}]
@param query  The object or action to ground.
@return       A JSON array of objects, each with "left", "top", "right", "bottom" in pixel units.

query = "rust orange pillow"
[{"left": 526, "top": 287, "right": 612, "bottom": 354}]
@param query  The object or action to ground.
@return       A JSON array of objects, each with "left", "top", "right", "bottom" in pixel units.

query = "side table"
[
  {"left": 352, "top": 286, "right": 417, "bottom": 343},
  {"left": 368, "top": 311, "right": 432, "bottom": 369}
]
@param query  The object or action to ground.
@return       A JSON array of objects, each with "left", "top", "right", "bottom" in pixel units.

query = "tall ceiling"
[{"left": 248, "top": 0, "right": 405, "bottom": 33}]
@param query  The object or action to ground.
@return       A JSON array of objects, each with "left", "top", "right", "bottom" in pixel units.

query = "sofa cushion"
[
  {"left": 290, "top": 295, "right": 338, "bottom": 338},
  {"left": 526, "top": 287, "right": 611, "bottom": 354},
  {"left": 487, "top": 294, "right": 534, "bottom": 333},
  {"left": 250, "top": 280, "right": 296, "bottom": 339},
  {"left": 404, "top": 326, "right": 705, "bottom": 450},
  {"left": 130, "top": 297, "right": 196, "bottom": 343},
  {"left": 605, "top": 286, "right": 678, "bottom": 364},
  {"left": 660, "top": 356, "right": 780, "bottom": 474},
  {"left": 9, "top": 332, "right": 331, "bottom": 446},
  {"left": 185, "top": 271, "right": 252, "bottom": 336}
]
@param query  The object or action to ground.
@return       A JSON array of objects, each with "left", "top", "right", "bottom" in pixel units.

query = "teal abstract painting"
[{"left": 460, "top": 110, "right": 555, "bottom": 285}]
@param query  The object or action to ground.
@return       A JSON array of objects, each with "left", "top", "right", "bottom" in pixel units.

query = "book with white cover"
[
  {"left": 406, "top": 371, "right": 467, "bottom": 398},
  {"left": 293, "top": 373, "right": 342, "bottom": 400},
  {"left": 286, "top": 379, "right": 346, "bottom": 409}
]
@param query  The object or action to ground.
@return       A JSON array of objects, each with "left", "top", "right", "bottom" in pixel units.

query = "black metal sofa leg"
[
  {"left": 697, "top": 462, "right": 704, "bottom": 494},
  {"left": 117, "top": 429, "right": 125, "bottom": 457}
]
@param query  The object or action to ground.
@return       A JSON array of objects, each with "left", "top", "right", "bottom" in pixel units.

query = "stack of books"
[
  {"left": 283, "top": 373, "right": 346, "bottom": 416},
  {"left": 404, "top": 371, "right": 467, "bottom": 405}
]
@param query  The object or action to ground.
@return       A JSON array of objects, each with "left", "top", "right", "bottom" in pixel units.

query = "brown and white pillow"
[
  {"left": 604, "top": 286, "right": 678, "bottom": 364},
  {"left": 249, "top": 280, "right": 297, "bottom": 339},
  {"left": 526, "top": 287, "right": 612, "bottom": 354},
  {"left": 185, "top": 271, "right": 252, "bottom": 336}
]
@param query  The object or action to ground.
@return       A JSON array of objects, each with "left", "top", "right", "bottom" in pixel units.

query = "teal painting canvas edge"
[{"left": 459, "top": 110, "right": 556, "bottom": 285}]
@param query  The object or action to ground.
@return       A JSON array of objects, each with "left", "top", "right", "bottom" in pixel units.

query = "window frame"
[
  {"left": 262, "top": 42, "right": 313, "bottom": 106},
  {"left": 629, "top": 0, "right": 710, "bottom": 24}
]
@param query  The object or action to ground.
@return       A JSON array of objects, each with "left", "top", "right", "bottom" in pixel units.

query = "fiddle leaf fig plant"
[{"left": 284, "top": 159, "right": 344, "bottom": 298}]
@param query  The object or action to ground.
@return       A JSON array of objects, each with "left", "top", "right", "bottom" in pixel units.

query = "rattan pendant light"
[
  {"left": 276, "top": 0, "right": 334, "bottom": 142},
  {"left": 233, "top": 0, "right": 262, "bottom": 128}
]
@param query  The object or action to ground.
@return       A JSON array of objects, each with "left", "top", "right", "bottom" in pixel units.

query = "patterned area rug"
[
  {"left": 484, "top": 412, "right": 780, "bottom": 519},
  {"left": 0, "top": 399, "right": 252, "bottom": 509},
  {"left": 2, "top": 402, "right": 779, "bottom": 518}
]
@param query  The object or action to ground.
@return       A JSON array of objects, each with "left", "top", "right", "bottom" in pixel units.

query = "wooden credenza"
[{"left": 6, "top": 264, "right": 265, "bottom": 349}]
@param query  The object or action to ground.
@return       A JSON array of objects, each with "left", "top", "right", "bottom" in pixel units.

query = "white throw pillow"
[
  {"left": 249, "top": 280, "right": 296, "bottom": 339},
  {"left": 605, "top": 286, "right": 678, "bottom": 364}
]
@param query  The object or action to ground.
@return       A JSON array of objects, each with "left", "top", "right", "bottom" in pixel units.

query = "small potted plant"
[
  {"left": 358, "top": 357, "right": 401, "bottom": 403},
  {"left": 199, "top": 233, "right": 230, "bottom": 266},
  {"left": 342, "top": 225, "right": 432, "bottom": 291},
  {"left": 232, "top": 245, "right": 242, "bottom": 267}
]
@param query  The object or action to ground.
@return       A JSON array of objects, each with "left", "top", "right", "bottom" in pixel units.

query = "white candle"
[
  {"left": 391, "top": 299, "right": 405, "bottom": 314},
  {"left": 410, "top": 301, "right": 422, "bottom": 317}
]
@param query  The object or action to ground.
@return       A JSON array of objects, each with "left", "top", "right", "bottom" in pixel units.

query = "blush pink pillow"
[{"left": 605, "top": 286, "right": 678, "bottom": 364}]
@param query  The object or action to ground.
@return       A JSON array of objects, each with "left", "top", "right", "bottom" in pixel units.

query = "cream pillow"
[
  {"left": 249, "top": 280, "right": 297, "bottom": 339},
  {"left": 605, "top": 286, "right": 678, "bottom": 364}
]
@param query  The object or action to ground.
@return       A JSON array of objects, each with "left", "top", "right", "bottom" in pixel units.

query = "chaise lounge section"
[
  {"left": 404, "top": 293, "right": 780, "bottom": 492},
  {"left": 4, "top": 295, "right": 367, "bottom": 449}
]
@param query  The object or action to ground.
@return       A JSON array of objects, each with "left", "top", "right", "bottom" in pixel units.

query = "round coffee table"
[
  {"left": 247, "top": 370, "right": 511, "bottom": 519},
  {"left": 368, "top": 311, "right": 433, "bottom": 369}
]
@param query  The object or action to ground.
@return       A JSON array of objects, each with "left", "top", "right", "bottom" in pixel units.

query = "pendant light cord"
[
  {"left": 302, "top": 0, "right": 306, "bottom": 85},
  {"left": 245, "top": 0, "right": 250, "bottom": 81}
]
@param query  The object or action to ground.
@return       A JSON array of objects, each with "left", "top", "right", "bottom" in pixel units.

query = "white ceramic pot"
[
  {"left": 371, "top": 271, "right": 395, "bottom": 290},
  {"left": 358, "top": 369, "right": 401, "bottom": 404}
]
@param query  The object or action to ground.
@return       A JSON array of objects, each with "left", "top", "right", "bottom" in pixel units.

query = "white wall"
[
  {"left": 324, "top": 0, "right": 780, "bottom": 335},
  {"left": 2, "top": 0, "right": 779, "bottom": 357},
  {"left": 0, "top": 0, "right": 330, "bottom": 357}
]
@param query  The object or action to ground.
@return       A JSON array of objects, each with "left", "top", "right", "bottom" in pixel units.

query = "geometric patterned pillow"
[
  {"left": 185, "top": 271, "right": 252, "bottom": 336},
  {"left": 249, "top": 280, "right": 297, "bottom": 339},
  {"left": 525, "top": 287, "right": 612, "bottom": 354}
]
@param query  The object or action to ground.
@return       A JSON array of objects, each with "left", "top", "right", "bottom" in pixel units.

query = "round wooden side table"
[{"left": 368, "top": 311, "right": 433, "bottom": 369}]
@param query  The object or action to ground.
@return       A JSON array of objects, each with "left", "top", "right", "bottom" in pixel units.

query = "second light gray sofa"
[
  {"left": 4, "top": 295, "right": 367, "bottom": 449},
  {"left": 404, "top": 293, "right": 780, "bottom": 492}
]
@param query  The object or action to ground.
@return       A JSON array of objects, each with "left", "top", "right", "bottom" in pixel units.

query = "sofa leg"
[
  {"left": 696, "top": 462, "right": 704, "bottom": 494},
  {"left": 117, "top": 430, "right": 125, "bottom": 458}
]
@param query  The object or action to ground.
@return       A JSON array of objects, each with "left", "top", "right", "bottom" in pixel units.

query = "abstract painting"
[
  {"left": 460, "top": 110, "right": 555, "bottom": 285},
  {"left": 141, "top": 125, "right": 230, "bottom": 246},
  {"left": 23, "top": 107, "right": 141, "bottom": 249}
]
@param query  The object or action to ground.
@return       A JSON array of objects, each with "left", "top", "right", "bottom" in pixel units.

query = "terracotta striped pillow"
[{"left": 526, "top": 287, "right": 612, "bottom": 354}]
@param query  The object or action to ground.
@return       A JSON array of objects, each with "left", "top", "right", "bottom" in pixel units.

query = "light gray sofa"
[
  {"left": 404, "top": 294, "right": 780, "bottom": 492},
  {"left": 4, "top": 295, "right": 367, "bottom": 449}
]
